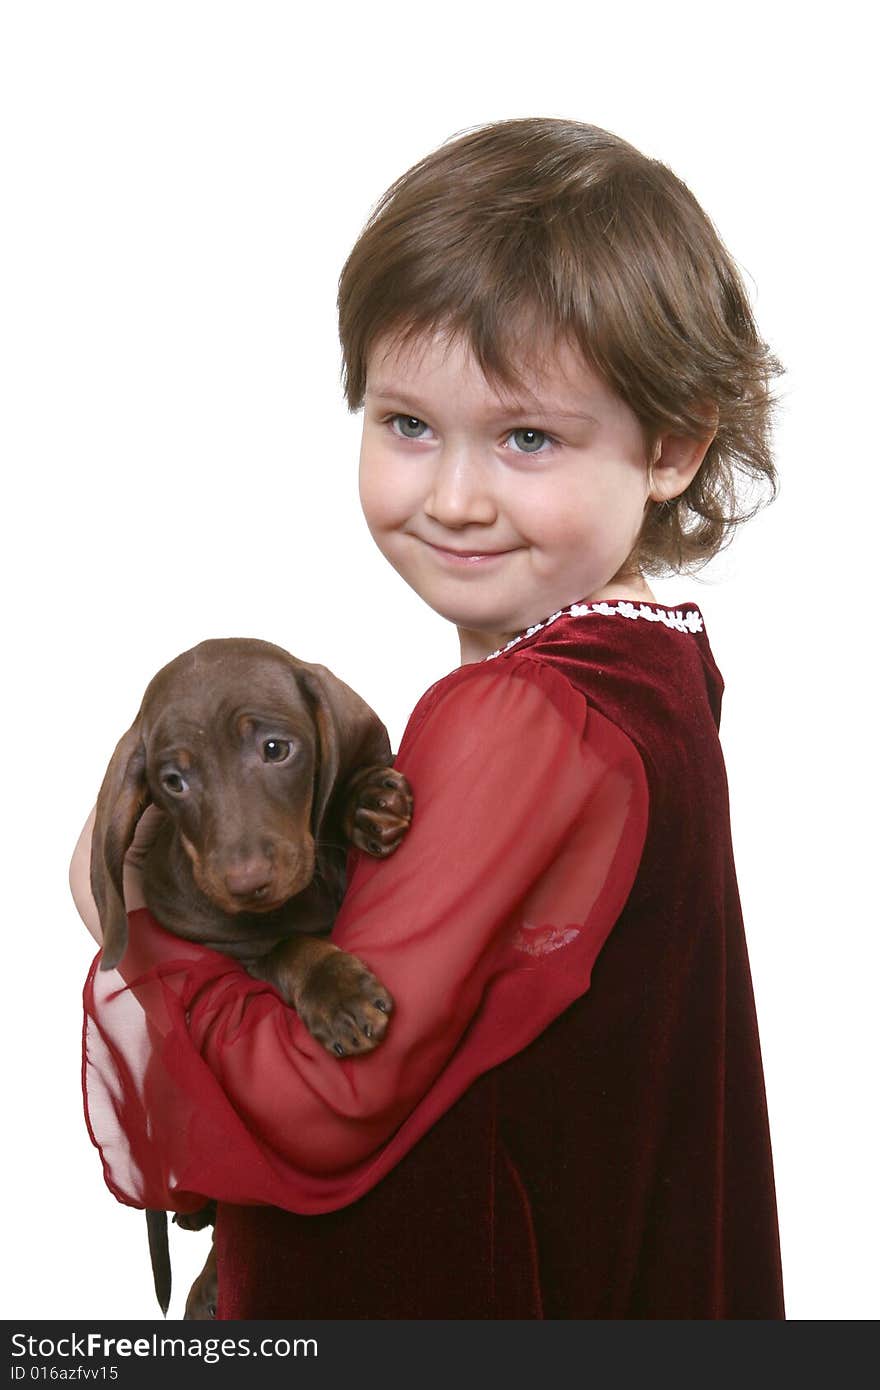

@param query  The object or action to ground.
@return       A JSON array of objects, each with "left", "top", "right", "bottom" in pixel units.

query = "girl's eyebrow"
[{"left": 367, "top": 383, "right": 600, "bottom": 426}]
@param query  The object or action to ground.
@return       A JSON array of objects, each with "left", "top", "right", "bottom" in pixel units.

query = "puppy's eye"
[
  {"left": 162, "top": 772, "right": 188, "bottom": 795},
  {"left": 262, "top": 739, "right": 292, "bottom": 763}
]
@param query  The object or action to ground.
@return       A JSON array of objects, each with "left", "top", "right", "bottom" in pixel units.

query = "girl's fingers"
[{"left": 125, "top": 804, "right": 166, "bottom": 866}]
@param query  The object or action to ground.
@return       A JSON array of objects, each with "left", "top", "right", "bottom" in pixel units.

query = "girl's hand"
[
  {"left": 70, "top": 802, "right": 166, "bottom": 944},
  {"left": 121, "top": 804, "right": 166, "bottom": 912}
]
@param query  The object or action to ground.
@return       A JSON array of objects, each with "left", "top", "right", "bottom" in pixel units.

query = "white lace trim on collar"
[{"left": 485, "top": 599, "right": 704, "bottom": 661}]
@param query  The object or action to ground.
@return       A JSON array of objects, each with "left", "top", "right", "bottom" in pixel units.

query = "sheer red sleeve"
[{"left": 83, "top": 656, "right": 648, "bottom": 1215}]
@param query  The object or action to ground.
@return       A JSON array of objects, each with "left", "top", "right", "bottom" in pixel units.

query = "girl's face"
[{"left": 359, "top": 329, "right": 655, "bottom": 661}]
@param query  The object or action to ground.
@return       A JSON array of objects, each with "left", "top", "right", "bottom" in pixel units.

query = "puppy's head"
[{"left": 92, "top": 638, "right": 390, "bottom": 970}]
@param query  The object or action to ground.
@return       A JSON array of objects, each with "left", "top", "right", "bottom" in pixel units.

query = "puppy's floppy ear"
[
  {"left": 293, "top": 662, "right": 392, "bottom": 837},
  {"left": 91, "top": 719, "right": 150, "bottom": 971}
]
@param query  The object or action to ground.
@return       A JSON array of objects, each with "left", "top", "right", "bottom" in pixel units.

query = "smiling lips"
[{"left": 421, "top": 539, "right": 517, "bottom": 565}]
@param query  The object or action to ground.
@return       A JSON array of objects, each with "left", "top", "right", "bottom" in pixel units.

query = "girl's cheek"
[{"left": 359, "top": 464, "right": 409, "bottom": 529}]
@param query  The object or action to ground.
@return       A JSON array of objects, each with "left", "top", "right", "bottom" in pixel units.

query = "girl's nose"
[{"left": 423, "top": 446, "right": 497, "bottom": 528}]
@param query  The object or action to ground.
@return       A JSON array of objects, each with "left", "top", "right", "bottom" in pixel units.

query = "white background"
[{"left": 2, "top": 1, "right": 876, "bottom": 1321}]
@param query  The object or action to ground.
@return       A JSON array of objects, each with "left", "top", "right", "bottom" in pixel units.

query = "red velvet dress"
[{"left": 82, "top": 600, "right": 784, "bottom": 1319}]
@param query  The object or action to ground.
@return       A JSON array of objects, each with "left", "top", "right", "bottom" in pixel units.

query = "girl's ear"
[{"left": 648, "top": 410, "right": 718, "bottom": 503}]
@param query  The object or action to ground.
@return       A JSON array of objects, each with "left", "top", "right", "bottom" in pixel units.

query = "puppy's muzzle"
[{"left": 183, "top": 831, "right": 316, "bottom": 915}]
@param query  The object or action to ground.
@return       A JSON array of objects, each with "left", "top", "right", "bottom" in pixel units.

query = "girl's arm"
[
  {"left": 70, "top": 806, "right": 102, "bottom": 944},
  {"left": 83, "top": 657, "right": 648, "bottom": 1216}
]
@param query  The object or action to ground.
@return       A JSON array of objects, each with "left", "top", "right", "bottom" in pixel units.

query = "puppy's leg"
[
  {"left": 184, "top": 1240, "right": 218, "bottom": 1321},
  {"left": 174, "top": 1200, "right": 217, "bottom": 1232},
  {"left": 250, "top": 935, "right": 393, "bottom": 1058}
]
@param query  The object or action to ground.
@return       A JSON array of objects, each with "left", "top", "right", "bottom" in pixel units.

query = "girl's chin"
[{"left": 421, "top": 596, "right": 520, "bottom": 635}]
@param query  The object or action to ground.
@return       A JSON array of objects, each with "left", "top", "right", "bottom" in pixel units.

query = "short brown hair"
[{"left": 337, "top": 117, "right": 783, "bottom": 574}]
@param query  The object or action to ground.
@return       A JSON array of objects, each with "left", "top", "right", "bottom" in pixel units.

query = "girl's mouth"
[{"left": 421, "top": 540, "right": 518, "bottom": 566}]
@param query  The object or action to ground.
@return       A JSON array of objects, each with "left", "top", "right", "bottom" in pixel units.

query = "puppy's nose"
[{"left": 224, "top": 859, "right": 274, "bottom": 899}]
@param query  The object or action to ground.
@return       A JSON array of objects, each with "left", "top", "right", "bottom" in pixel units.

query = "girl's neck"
[{"left": 456, "top": 576, "right": 658, "bottom": 666}]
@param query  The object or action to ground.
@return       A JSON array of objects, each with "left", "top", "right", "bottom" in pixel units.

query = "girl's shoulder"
[
  {"left": 495, "top": 598, "right": 725, "bottom": 731},
  {"left": 401, "top": 644, "right": 591, "bottom": 758},
  {"left": 403, "top": 599, "right": 725, "bottom": 766}
]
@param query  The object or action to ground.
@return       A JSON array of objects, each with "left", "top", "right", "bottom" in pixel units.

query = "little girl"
[{"left": 72, "top": 117, "right": 785, "bottom": 1319}]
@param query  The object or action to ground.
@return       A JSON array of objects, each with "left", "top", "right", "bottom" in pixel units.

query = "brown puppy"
[{"left": 90, "top": 636, "right": 413, "bottom": 1315}]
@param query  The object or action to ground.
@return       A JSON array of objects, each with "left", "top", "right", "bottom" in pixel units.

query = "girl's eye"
[
  {"left": 162, "top": 772, "right": 188, "bottom": 795},
  {"left": 390, "top": 414, "right": 430, "bottom": 439},
  {"left": 508, "top": 428, "right": 552, "bottom": 455},
  {"left": 262, "top": 739, "right": 292, "bottom": 764}
]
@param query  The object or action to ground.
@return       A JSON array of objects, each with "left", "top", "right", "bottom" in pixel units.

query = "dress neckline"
[{"left": 484, "top": 598, "right": 705, "bottom": 662}]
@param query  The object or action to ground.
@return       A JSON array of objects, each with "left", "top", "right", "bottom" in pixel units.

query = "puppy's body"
[{"left": 90, "top": 637, "right": 412, "bottom": 1317}]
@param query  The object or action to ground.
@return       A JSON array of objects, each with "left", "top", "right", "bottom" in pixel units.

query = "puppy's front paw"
[
  {"left": 345, "top": 767, "right": 413, "bottom": 858},
  {"left": 298, "top": 947, "right": 393, "bottom": 1057},
  {"left": 173, "top": 1201, "right": 216, "bottom": 1232}
]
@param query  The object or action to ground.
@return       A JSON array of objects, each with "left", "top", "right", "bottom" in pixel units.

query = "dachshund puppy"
[{"left": 90, "top": 636, "right": 413, "bottom": 1315}]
